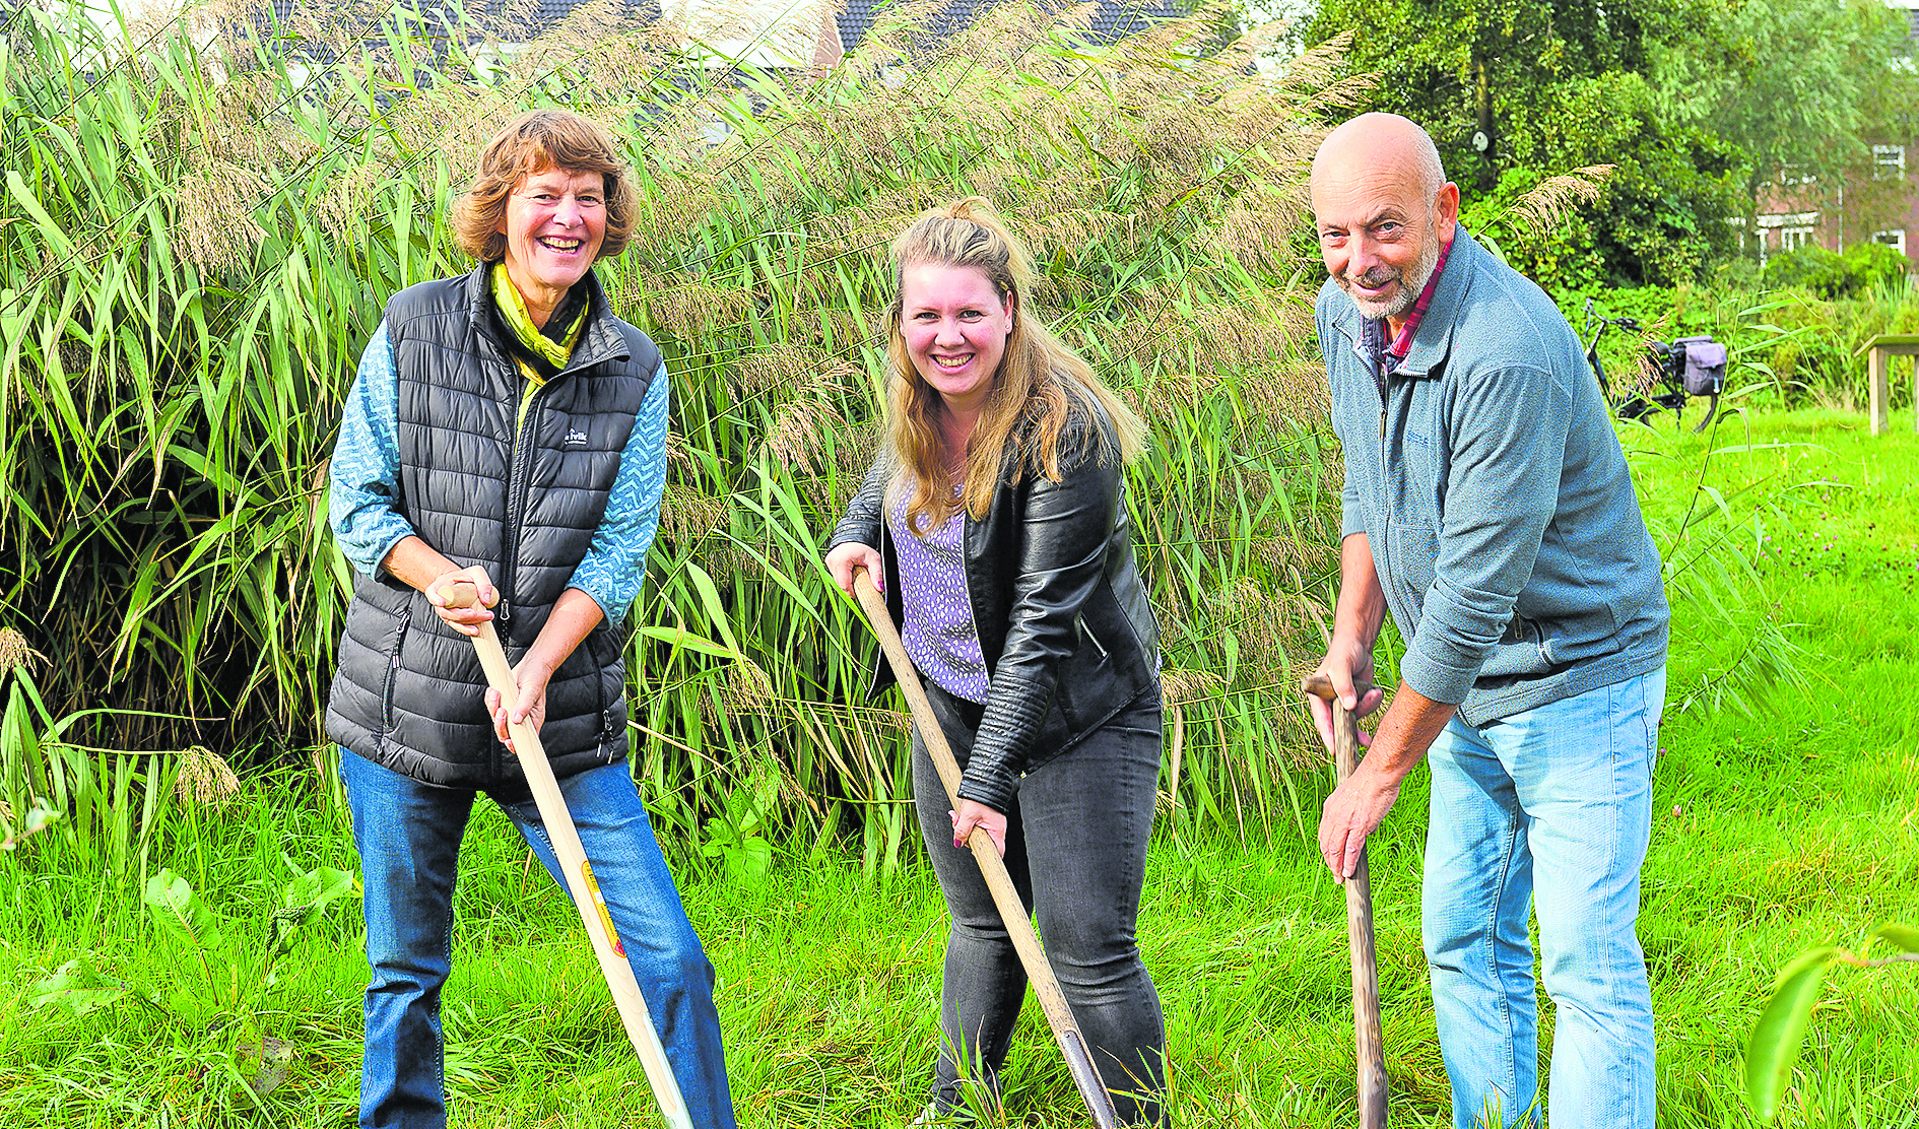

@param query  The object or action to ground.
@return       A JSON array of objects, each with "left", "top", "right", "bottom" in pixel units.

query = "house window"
[
  {"left": 1875, "top": 229, "right": 1908, "bottom": 256},
  {"left": 1874, "top": 145, "right": 1907, "bottom": 180},
  {"left": 1779, "top": 227, "right": 1816, "bottom": 253},
  {"left": 1756, "top": 212, "right": 1820, "bottom": 264}
]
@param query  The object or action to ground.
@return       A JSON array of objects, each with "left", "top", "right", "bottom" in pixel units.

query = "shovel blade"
[{"left": 1059, "top": 1028, "right": 1123, "bottom": 1129}]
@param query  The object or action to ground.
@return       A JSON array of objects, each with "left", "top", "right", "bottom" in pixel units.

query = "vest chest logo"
[{"left": 564, "top": 427, "right": 590, "bottom": 447}]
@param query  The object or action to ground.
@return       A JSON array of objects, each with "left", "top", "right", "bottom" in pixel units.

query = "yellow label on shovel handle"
[{"left": 580, "top": 860, "right": 626, "bottom": 957}]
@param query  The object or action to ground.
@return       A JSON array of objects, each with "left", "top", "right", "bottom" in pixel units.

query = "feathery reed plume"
[
  {"left": 0, "top": 627, "right": 43, "bottom": 678},
  {"left": 719, "top": 657, "right": 775, "bottom": 717},
  {"left": 313, "top": 160, "right": 386, "bottom": 240},
  {"left": 1159, "top": 667, "right": 1227, "bottom": 707},
  {"left": 1509, "top": 165, "right": 1615, "bottom": 245},
  {"left": 660, "top": 485, "right": 729, "bottom": 545},
  {"left": 176, "top": 744, "right": 241, "bottom": 807},
  {"left": 644, "top": 279, "right": 756, "bottom": 342},
  {"left": 732, "top": 343, "right": 814, "bottom": 397},
  {"left": 175, "top": 157, "right": 271, "bottom": 272},
  {"left": 764, "top": 394, "right": 847, "bottom": 477},
  {"left": 665, "top": 430, "right": 697, "bottom": 475},
  {"left": 1212, "top": 576, "right": 1297, "bottom": 674}
]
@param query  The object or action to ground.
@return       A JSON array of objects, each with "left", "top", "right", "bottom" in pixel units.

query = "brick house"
[{"left": 1751, "top": 0, "right": 1919, "bottom": 263}]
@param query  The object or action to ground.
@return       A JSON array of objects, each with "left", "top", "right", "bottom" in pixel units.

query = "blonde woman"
[{"left": 827, "top": 199, "right": 1167, "bottom": 1126}]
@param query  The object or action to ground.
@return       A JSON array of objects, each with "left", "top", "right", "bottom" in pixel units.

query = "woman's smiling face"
[
  {"left": 899, "top": 261, "right": 1014, "bottom": 419},
  {"left": 497, "top": 164, "right": 607, "bottom": 310}
]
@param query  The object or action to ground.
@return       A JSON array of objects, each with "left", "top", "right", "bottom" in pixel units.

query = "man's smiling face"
[{"left": 1311, "top": 117, "right": 1459, "bottom": 328}]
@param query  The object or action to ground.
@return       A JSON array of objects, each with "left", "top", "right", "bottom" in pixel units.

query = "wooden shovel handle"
[
  {"left": 1300, "top": 671, "right": 1389, "bottom": 1128},
  {"left": 441, "top": 582, "right": 695, "bottom": 1129},
  {"left": 853, "top": 571, "right": 1122, "bottom": 1129}
]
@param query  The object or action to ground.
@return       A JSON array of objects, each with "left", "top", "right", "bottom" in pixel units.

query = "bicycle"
[{"left": 1582, "top": 298, "right": 1728, "bottom": 433}]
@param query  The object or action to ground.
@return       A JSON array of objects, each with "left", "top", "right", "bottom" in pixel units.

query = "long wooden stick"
[
  {"left": 853, "top": 572, "right": 1122, "bottom": 1129},
  {"left": 464, "top": 614, "right": 695, "bottom": 1129},
  {"left": 1302, "top": 672, "right": 1388, "bottom": 1128}
]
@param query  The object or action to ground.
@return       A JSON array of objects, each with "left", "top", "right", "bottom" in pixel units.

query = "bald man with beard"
[{"left": 1304, "top": 113, "right": 1670, "bottom": 1129}]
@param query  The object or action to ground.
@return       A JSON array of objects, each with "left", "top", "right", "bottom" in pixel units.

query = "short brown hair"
[{"left": 450, "top": 109, "right": 638, "bottom": 263}]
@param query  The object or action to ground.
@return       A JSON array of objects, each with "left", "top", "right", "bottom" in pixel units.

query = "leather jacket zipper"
[
  {"left": 496, "top": 383, "right": 547, "bottom": 628},
  {"left": 1080, "top": 616, "right": 1111, "bottom": 662}
]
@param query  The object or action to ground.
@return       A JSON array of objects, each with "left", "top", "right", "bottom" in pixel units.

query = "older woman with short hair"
[{"left": 325, "top": 108, "right": 736, "bottom": 1129}]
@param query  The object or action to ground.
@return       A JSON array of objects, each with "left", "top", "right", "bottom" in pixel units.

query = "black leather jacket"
[{"left": 828, "top": 403, "right": 1160, "bottom": 812}]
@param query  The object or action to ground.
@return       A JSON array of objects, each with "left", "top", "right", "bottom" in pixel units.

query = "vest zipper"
[
  {"left": 594, "top": 633, "right": 614, "bottom": 759},
  {"left": 382, "top": 607, "right": 412, "bottom": 733},
  {"left": 496, "top": 382, "right": 549, "bottom": 628}
]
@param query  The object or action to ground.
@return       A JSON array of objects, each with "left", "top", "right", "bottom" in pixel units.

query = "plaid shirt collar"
[{"left": 1359, "top": 235, "right": 1455, "bottom": 379}]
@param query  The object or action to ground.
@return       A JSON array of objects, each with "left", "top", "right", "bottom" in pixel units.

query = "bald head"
[
  {"left": 1312, "top": 113, "right": 1447, "bottom": 203},
  {"left": 1310, "top": 113, "right": 1460, "bottom": 328}
]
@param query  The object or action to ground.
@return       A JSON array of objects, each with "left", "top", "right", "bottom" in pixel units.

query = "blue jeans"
[
  {"left": 341, "top": 750, "right": 736, "bottom": 1129},
  {"left": 1422, "top": 669, "right": 1665, "bottom": 1129}
]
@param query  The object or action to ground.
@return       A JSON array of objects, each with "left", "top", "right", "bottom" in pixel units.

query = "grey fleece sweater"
[{"left": 1316, "top": 228, "right": 1669, "bottom": 726}]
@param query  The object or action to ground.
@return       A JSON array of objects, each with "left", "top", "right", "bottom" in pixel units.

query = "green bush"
[
  {"left": 1839, "top": 241, "right": 1914, "bottom": 295},
  {"left": 1761, "top": 247, "right": 1849, "bottom": 297},
  {"left": 1762, "top": 242, "right": 1912, "bottom": 299}
]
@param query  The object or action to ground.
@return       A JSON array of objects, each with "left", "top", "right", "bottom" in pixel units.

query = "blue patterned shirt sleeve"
[
  {"left": 328, "top": 322, "right": 417, "bottom": 575},
  {"left": 568, "top": 364, "right": 670, "bottom": 628}
]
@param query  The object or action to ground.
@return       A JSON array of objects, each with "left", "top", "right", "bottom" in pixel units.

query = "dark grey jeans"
[{"left": 912, "top": 682, "right": 1167, "bottom": 1126}]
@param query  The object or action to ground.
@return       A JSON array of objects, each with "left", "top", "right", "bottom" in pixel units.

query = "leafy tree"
[
  {"left": 1303, "top": 0, "right": 1743, "bottom": 286},
  {"left": 1650, "top": 0, "right": 1919, "bottom": 255}
]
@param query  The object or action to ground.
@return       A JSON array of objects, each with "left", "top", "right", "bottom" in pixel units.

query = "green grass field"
[{"left": 3, "top": 406, "right": 1916, "bottom": 1127}]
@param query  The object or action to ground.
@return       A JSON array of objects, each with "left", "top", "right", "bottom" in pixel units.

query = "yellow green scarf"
[{"left": 492, "top": 262, "right": 589, "bottom": 427}]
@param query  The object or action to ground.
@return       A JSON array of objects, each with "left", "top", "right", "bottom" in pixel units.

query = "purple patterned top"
[{"left": 889, "top": 491, "right": 990, "bottom": 703}]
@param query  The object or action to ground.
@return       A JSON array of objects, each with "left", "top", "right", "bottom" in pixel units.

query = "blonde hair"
[
  {"left": 884, "top": 197, "right": 1145, "bottom": 535},
  {"left": 449, "top": 109, "right": 638, "bottom": 263}
]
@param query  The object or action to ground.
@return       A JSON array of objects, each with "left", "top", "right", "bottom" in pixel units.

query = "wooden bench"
[{"left": 1862, "top": 334, "right": 1919, "bottom": 435}]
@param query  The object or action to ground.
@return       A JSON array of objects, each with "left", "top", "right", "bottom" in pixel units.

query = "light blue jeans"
[
  {"left": 1422, "top": 669, "right": 1665, "bottom": 1129},
  {"left": 341, "top": 750, "right": 737, "bottom": 1129}
]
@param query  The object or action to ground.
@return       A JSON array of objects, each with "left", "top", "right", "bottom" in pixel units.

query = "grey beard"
[{"left": 1342, "top": 230, "right": 1441, "bottom": 322}]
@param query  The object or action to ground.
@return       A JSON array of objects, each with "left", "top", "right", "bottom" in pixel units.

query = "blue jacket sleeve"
[
  {"left": 328, "top": 322, "right": 417, "bottom": 575},
  {"left": 567, "top": 363, "right": 671, "bottom": 628}
]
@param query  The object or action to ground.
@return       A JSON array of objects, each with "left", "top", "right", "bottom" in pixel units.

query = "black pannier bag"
[{"left": 1673, "top": 336, "right": 1727, "bottom": 397}]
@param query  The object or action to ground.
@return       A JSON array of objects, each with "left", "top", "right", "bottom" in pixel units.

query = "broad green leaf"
[
  {"left": 283, "top": 866, "right": 356, "bottom": 911},
  {"left": 1744, "top": 945, "right": 1839, "bottom": 1120},
  {"left": 28, "top": 958, "right": 133, "bottom": 1017},
  {"left": 4, "top": 170, "right": 76, "bottom": 258},
  {"left": 143, "top": 868, "right": 227, "bottom": 954},
  {"left": 1868, "top": 922, "right": 1919, "bottom": 954},
  {"left": 634, "top": 626, "right": 739, "bottom": 660},
  {"left": 683, "top": 562, "right": 741, "bottom": 654}
]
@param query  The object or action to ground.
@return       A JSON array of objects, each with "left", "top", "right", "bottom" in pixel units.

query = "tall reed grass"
[{"left": 1, "top": 0, "right": 1365, "bottom": 868}]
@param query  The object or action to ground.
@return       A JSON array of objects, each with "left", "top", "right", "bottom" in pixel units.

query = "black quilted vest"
[{"left": 324, "top": 265, "right": 661, "bottom": 796}]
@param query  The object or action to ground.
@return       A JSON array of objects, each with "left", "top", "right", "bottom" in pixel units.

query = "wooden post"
[
  {"left": 1857, "top": 336, "right": 1919, "bottom": 437},
  {"left": 1870, "top": 344, "right": 1888, "bottom": 436}
]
